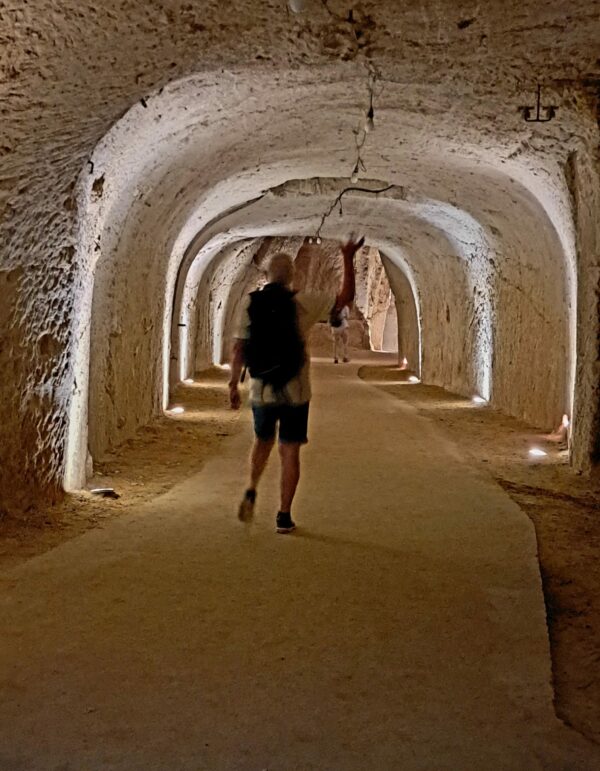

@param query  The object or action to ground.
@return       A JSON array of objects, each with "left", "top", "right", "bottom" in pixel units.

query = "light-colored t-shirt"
[
  {"left": 331, "top": 305, "right": 349, "bottom": 334},
  {"left": 235, "top": 289, "right": 336, "bottom": 405}
]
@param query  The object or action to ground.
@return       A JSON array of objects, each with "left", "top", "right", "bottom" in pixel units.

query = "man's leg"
[
  {"left": 333, "top": 332, "right": 339, "bottom": 363},
  {"left": 279, "top": 441, "right": 301, "bottom": 514},
  {"left": 250, "top": 437, "right": 275, "bottom": 489},
  {"left": 342, "top": 330, "right": 350, "bottom": 362},
  {"left": 238, "top": 406, "right": 276, "bottom": 522},
  {"left": 275, "top": 402, "right": 309, "bottom": 533}
]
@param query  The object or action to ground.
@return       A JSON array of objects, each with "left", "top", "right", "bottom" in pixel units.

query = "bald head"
[{"left": 267, "top": 252, "right": 295, "bottom": 287}]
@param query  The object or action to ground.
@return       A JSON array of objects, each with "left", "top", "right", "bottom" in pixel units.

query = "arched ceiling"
[{"left": 80, "top": 66, "right": 594, "bottom": 274}]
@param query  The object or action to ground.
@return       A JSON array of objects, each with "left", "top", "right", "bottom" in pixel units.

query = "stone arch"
[
  {"left": 188, "top": 237, "right": 415, "bottom": 372},
  {"left": 61, "top": 71, "right": 587, "bottom": 492}
]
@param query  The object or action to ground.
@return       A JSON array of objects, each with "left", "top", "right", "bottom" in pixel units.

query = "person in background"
[{"left": 330, "top": 304, "right": 350, "bottom": 364}]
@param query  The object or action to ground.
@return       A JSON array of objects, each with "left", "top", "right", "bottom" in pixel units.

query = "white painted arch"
[{"left": 65, "top": 70, "right": 578, "bottom": 489}]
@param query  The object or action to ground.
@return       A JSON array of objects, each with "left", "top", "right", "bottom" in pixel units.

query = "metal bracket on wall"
[{"left": 518, "top": 84, "right": 558, "bottom": 122}]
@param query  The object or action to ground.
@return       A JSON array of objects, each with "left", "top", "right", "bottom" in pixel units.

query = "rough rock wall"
[
  {"left": 378, "top": 189, "right": 572, "bottom": 428},
  {"left": 381, "top": 304, "right": 399, "bottom": 353},
  {"left": 0, "top": 267, "right": 64, "bottom": 513},
  {"left": 569, "top": 150, "right": 600, "bottom": 472},
  {"left": 491, "top": 206, "right": 571, "bottom": 428},
  {"left": 88, "top": 218, "right": 167, "bottom": 457},
  {"left": 382, "top": 256, "right": 419, "bottom": 371},
  {"left": 354, "top": 247, "right": 394, "bottom": 351},
  {"left": 405, "top": 234, "right": 479, "bottom": 398}
]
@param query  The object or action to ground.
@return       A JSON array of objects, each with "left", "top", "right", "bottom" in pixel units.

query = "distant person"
[
  {"left": 229, "top": 237, "right": 364, "bottom": 533},
  {"left": 329, "top": 304, "right": 350, "bottom": 363}
]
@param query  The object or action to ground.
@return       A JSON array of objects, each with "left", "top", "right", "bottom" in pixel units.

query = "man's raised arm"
[{"left": 335, "top": 236, "right": 364, "bottom": 311}]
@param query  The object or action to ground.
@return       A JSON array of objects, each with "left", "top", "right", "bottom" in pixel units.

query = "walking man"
[{"left": 229, "top": 237, "right": 364, "bottom": 533}]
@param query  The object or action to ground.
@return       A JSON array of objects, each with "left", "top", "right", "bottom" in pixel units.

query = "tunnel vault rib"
[
  {"left": 62, "top": 64, "right": 591, "bottom": 494},
  {"left": 74, "top": 151, "right": 578, "bottom": 494},
  {"left": 70, "top": 152, "right": 578, "bottom": 489},
  {"left": 170, "top": 177, "right": 406, "bottom": 383},
  {"left": 169, "top": 179, "right": 497, "bottom": 418}
]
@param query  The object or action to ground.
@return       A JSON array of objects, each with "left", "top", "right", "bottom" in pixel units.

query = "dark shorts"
[{"left": 252, "top": 402, "right": 310, "bottom": 444}]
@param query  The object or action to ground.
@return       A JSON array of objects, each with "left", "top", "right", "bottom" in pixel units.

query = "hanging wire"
[{"left": 312, "top": 184, "right": 394, "bottom": 242}]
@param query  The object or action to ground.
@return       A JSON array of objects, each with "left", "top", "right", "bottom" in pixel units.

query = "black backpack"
[
  {"left": 244, "top": 283, "right": 305, "bottom": 391},
  {"left": 329, "top": 308, "right": 343, "bottom": 328}
]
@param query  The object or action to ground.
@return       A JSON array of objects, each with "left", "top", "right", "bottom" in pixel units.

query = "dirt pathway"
[
  {"left": 1, "top": 361, "right": 598, "bottom": 769},
  {"left": 358, "top": 357, "right": 600, "bottom": 745}
]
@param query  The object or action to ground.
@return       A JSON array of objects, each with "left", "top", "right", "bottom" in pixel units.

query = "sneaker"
[
  {"left": 343, "top": 357, "right": 350, "bottom": 363},
  {"left": 238, "top": 489, "right": 256, "bottom": 522},
  {"left": 276, "top": 511, "right": 296, "bottom": 534},
  {"left": 334, "top": 358, "right": 339, "bottom": 364}
]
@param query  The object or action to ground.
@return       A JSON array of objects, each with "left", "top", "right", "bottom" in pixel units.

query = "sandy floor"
[
  {"left": 0, "top": 369, "right": 240, "bottom": 571},
  {"left": 1, "top": 354, "right": 599, "bottom": 766},
  {"left": 358, "top": 358, "right": 600, "bottom": 746}
]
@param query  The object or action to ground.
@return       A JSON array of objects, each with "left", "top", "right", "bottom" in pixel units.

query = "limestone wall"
[
  {"left": 382, "top": 257, "right": 419, "bottom": 372},
  {"left": 569, "top": 150, "right": 600, "bottom": 472},
  {"left": 354, "top": 248, "right": 394, "bottom": 352}
]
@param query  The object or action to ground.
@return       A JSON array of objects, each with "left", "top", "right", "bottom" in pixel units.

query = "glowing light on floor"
[
  {"left": 408, "top": 376, "right": 420, "bottom": 384},
  {"left": 472, "top": 395, "right": 487, "bottom": 404},
  {"left": 529, "top": 447, "right": 547, "bottom": 457},
  {"left": 168, "top": 406, "right": 185, "bottom": 415},
  {"left": 183, "top": 378, "right": 194, "bottom": 385}
]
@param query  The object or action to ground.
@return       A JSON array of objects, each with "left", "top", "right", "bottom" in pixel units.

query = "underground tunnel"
[{"left": 1, "top": 0, "right": 600, "bottom": 767}]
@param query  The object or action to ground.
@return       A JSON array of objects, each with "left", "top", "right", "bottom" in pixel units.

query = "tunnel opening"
[
  {"left": 175, "top": 235, "right": 414, "bottom": 393},
  {"left": 53, "top": 68, "right": 596, "bottom": 496}
]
